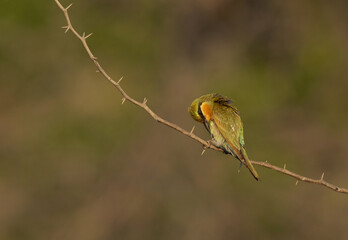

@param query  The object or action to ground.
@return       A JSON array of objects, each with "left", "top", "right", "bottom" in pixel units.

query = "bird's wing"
[
  {"left": 212, "top": 102, "right": 259, "bottom": 180},
  {"left": 210, "top": 103, "right": 244, "bottom": 158}
]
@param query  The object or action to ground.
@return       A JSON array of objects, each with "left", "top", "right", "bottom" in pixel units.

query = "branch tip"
[
  {"left": 121, "top": 98, "right": 126, "bottom": 104},
  {"left": 296, "top": 180, "right": 299, "bottom": 185},
  {"left": 283, "top": 163, "right": 286, "bottom": 169}
]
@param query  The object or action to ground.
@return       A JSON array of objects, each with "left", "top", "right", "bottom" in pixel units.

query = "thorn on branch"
[
  {"left": 143, "top": 98, "right": 148, "bottom": 104},
  {"left": 65, "top": 3, "right": 73, "bottom": 11},
  {"left": 296, "top": 180, "right": 299, "bottom": 185},
  {"left": 92, "top": 56, "right": 98, "bottom": 60},
  {"left": 96, "top": 70, "right": 100, "bottom": 73},
  {"left": 190, "top": 125, "right": 195, "bottom": 134},
  {"left": 85, "top": 33, "right": 93, "bottom": 39},
  {"left": 121, "top": 98, "right": 126, "bottom": 104},
  {"left": 62, "top": 25, "right": 70, "bottom": 33},
  {"left": 283, "top": 163, "right": 286, "bottom": 169},
  {"left": 201, "top": 148, "right": 206, "bottom": 156},
  {"left": 117, "top": 76, "right": 123, "bottom": 84},
  {"left": 321, "top": 172, "right": 325, "bottom": 181}
]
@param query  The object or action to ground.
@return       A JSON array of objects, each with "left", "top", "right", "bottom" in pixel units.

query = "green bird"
[{"left": 188, "top": 93, "right": 259, "bottom": 180}]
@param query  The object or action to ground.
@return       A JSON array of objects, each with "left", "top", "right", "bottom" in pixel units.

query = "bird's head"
[
  {"left": 188, "top": 98, "right": 203, "bottom": 122},
  {"left": 188, "top": 94, "right": 217, "bottom": 122}
]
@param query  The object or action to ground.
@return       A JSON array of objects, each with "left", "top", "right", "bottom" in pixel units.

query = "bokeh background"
[{"left": 1, "top": 0, "right": 348, "bottom": 239}]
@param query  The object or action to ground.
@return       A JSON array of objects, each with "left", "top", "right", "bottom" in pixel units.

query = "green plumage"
[{"left": 188, "top": 93, "right": 259, "bottom": 180}]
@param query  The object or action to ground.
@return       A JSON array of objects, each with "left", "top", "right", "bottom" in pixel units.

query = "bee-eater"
[{"left": 188, "top": 93, "right": 259, "bottom": 180}]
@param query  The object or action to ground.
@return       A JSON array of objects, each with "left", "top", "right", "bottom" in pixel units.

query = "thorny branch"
[{"left": 54, "top": 0, "right": 348, "bottom": 194}]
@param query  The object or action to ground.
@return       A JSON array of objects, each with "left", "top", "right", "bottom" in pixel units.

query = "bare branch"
[
  {"left": 251, "top": 161, "right": 347, "bottom": 193},
  {"left": 54, "top": 0, "right": 348, "bottom": 194}
]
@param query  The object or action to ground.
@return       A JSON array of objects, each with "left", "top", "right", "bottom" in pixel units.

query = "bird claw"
[
  {"left": 201, "top": 139, "right": 214, "bottom": 155},
  {"left": 206, "top": 139, "right": 212, "bottom": 147}
]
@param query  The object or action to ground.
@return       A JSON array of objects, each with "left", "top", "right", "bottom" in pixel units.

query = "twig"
[
  {"left": 251, "top": 161, "right": 347, "bottom": 193},
  {"left": 54, "top": 0, "right": 348, "bottom": 194}
]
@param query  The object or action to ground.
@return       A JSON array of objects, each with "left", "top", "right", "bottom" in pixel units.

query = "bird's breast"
[{"left": 200, "top": 102, "right": 213, "bottom": 121}]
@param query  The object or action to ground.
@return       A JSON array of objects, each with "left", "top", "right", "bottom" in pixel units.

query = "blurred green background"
[{"left": 1, "top": 0, "right": 348, "bottom": 239}]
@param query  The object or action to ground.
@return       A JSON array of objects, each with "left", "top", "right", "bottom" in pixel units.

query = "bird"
[{"left": 188, "top": 93, "right": 259, "bottom": 180}]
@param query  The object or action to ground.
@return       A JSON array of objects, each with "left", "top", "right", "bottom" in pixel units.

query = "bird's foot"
[
  {"left": 201, "top": 139, "right": 218, "bottom": 155},
  {"left": 206, "top": 139, "right": 215, "bottom": 146}
]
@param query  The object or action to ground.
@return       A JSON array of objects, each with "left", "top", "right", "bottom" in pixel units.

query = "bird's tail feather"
[{"left": 241, "top": 148, "right": 259, "bottom": 181}]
